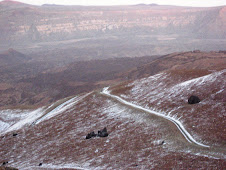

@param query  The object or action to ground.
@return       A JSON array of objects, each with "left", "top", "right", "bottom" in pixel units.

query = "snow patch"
[
  {"left": 0, "top": 93, "right": 92, "bottom": 134},
  {"left": 21, "top": 163, "right": 88, "bottom": 170},
  {"left": 1, "top": 108, "right": 45, "bottom": 134},
  {"left": 34, "top": 93, "right": 91, "bottom": 125}
]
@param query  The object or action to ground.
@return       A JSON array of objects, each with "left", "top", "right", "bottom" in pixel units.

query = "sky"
[{"left": 1, "top": 0, "right": 226, "bottom": 7}]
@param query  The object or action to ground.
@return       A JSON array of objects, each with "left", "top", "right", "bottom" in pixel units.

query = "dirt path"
[{"left": 100, "top": 87, "right": 210, "bottom": 148}]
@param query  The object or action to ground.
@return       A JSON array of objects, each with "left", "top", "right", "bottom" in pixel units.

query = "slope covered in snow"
[
  {"left": 0, "top": 93, "right": 90, "bottom": 135},
  {"left": 110, "top": 69, "right": 226, "bottom": 147}
]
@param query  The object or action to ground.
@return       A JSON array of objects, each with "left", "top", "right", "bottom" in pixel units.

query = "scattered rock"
[
  {"left": 86, "top": 131, "right": 97, "bottom": 139},
  {"left": 86, "top": 127, "right": 109, "bottom": 139},
  {"left": 39, "top": 163, "right": 42, "bottom": 166},
  {"left": 12, "top": 133, "right": 17, "bottom": 137},
  {"left": 98, "top": 127, "right": 108, "bottom": 137},
  {"left": 188, "top": 95, "right": 200, "bottom": 104},
  {"left": 2, "top": 162, "right": 8, "bottom": 166}
]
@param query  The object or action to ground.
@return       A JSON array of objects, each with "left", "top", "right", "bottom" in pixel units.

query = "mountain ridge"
[{"left": 0, "top": 2, "right": 225, "bottom": 46}]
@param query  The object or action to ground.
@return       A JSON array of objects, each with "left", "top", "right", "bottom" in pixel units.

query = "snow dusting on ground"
[
  {"left": 0, "top": 70, "right": 225, "bottom": 169},
  {"left": 112, "top": 69, "right": 226, "bottom": 147},
  {"left": 0, "top": 93, "right": 91, "bottom": 135}
]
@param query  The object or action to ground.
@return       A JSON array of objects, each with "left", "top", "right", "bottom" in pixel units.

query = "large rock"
[
  {"left": 86, "top": 131, "right": 97, "bottom": 139},
  {"left": 85, "top": 127, "right": 109, "bottom": 139},
  {"left": 188, "top": 95, "right": 200, "bottom": 104},
  {"left": 98, "top": 127, "right": 108, "bottom": 137}
]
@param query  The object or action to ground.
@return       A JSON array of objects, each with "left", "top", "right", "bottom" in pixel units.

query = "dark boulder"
[
  {"left": 86, "top": 131, "right": 97, "bottom": 139},
  {"left": 97, "top": 127, "right": 108, "bottom": 137},
  {"left": 2, "top": 161, "right": 8, "bottom": 166},
  {"left": 12, "top": 133, "right": 17, "bottom": 137},
  {"left": 85, "top": 128, "right": 109, "bottom": 139},
  {"left": 39, "top": 163, "right": 42, "bottom": 166},
  {"left": 188, "top": 95, "right": 200, "bottom": 104}
]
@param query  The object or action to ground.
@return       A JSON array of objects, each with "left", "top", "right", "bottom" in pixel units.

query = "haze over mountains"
[
  {"left": 0, "top": 0, "right": 225, "bottom": 60},
  {"left": 1, "top": 0, "right": 226, "bottom": 42},
  {"left": 0, "top": 1, "right": 226, "bottom": 169}
]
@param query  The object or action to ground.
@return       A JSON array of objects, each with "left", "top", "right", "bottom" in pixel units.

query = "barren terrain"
[{"left": 0, "top": 1, "right": 225, "bottom": 169}]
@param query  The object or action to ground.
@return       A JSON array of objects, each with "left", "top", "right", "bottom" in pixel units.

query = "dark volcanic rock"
[
  {"left": 2, "top": 162, "right": 8, "bottom": 166},
  {"left": 86, "top": 128, "right": 109, "bottom": 139},
  {"left": 86, "top": 131, "right": 97, "bottom": 139},
  {"left": 38, "top": 163, "right": 42, "bottom": 166},
  {"left": 12, "top": 133, "right": 17, "bottom": 137},
  {"left": 188, "top": 95, "right": 200, "bottom": 104},
  {"left": 97, "top": 127, "right": 108, "bottom": 137}
]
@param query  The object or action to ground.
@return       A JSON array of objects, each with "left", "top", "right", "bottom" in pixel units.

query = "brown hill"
[
  {"left": 110, "top": 68, "right": 226, "bottom": 147},
  {"left": 118, "top": 51, "right": 226, "bottom": 80},
  {"left": 0, "top": 51, "right": 225, "bottom": 109},
  {"left": 0, "top": 0, "right": 25, "bottom": 5},
  {"left": 0, "top": 48, "right": 29, "bottom": 67},
  {"left": 0, "top": 55, "right": 158, "bottom": 108},
  {"left": 0, "top": 70, "right": 225, "bottom": 169}
]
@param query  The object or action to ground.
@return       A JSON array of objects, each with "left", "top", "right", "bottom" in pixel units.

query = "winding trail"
[{"left": 101, "top": 87, "right": 210, "bottom": 148}]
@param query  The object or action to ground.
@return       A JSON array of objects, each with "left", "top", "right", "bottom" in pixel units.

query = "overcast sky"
[{"left": 1, "top": 0, "right": 226, "bottom": 7}]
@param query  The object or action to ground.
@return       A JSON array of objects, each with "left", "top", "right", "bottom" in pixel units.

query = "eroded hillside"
[{"left": 0, "top": 51, "right": 225, "bottom": 169}]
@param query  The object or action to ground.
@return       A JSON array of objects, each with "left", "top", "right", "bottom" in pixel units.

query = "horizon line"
[{"left": 0, "top": 0, "right": 225, "bottom": 8}]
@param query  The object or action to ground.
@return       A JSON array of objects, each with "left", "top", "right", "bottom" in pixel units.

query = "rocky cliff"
[{"left": 0, "top": 1, "right": 225, "bottom": 45}]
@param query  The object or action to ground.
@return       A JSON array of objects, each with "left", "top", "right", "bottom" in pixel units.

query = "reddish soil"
[
  {"left": 111, "top": 67, "right": 226, "bottom": 147},
  {"left": 0, "top": 93, "right": 225, "bottom": 169}
]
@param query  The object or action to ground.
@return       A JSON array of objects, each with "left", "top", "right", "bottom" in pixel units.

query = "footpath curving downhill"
[{"left": 101, "top": 87, "right": 210, "bottom": 148}]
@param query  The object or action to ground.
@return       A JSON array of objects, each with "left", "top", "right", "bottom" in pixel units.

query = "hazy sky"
[{"left": 1, "top": 0, "right": 226, "bottom": 7}]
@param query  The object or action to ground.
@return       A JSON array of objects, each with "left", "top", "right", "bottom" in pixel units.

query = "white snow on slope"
[
  {"left": 101, "top": 87, "right": 210, "bottom": 148},
  {"left": 21, "top": 163, "right": 88, "bottom": 170},
  {"left": 0, "top": 93, "right": 91, "bottom": 135},
  {"left": 128, "top": 69, "right": 226, "bottom": 119},
  {"left": 34, "top": 92, "right": 91, "bottom": 125},
  {"left": 0, "top": 108, "right": 45, "bottom": 134},
  {"left": 172, "top": 70, "right": 225, "bottom": 90},
  {"left": 0, "top": 109, "right": 29, "bottom": 132},
  {"left": 116, "top": 69, "right": 226, "bottom": 147}
]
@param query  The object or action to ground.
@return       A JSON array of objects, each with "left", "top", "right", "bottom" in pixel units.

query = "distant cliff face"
[{"left": 0, "top": 2, "right": 225, "bottom": 44}]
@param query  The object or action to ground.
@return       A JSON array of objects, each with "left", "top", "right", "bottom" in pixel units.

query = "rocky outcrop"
[
  {"left": 86, "top": 131, "right": 97, "bottom": 139},
  {"left": 98, "top": 127, "right": 108, "bottom": 137},
  {"left": 86, "top": 127, "right": 109, "bottom": 139},
  {"left": 188, "top": 95, "right": 200, "bottom": 104}
]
